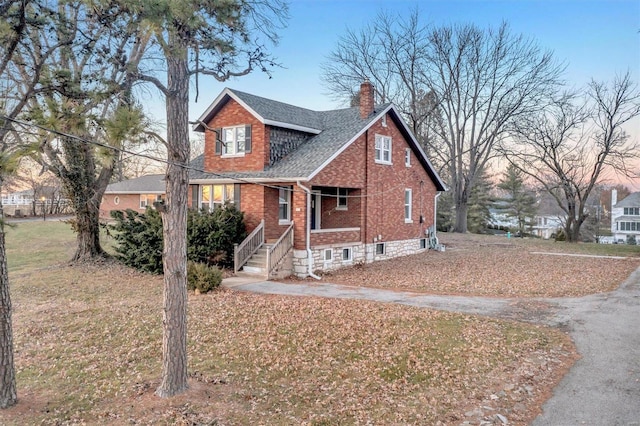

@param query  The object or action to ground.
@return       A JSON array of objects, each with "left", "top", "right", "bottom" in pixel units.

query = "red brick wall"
[
  {"left": 311, "top": 230, "right": 361, "bottom": 247},
  {"left": 319, "top": 190, "right": 361, "bottom": 229},
  {"left": 203, "top": 98, "right": 267, "bottom": 172},
  {"left": 241, "top": 184, "right": 266, "bottom": 234},
  {"left": 308, "top": 112, "right": 437, "bottom": 247},
  {"left": 362, "top": 115, "right": 437, "bottom": 244},
  {"left": 100, "top": 194, "right": 143, "bottom": 218}
]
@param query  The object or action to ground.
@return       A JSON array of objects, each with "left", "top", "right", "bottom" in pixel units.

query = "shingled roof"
[
  {"left": 105, "top": 174, "right": 165, "bottom": 194},
  {"left": 614, "top": 192, "right": 640, "bottom": 208},
  {"left": 190, "top": 89, "right": 447, "bottom": 191}
]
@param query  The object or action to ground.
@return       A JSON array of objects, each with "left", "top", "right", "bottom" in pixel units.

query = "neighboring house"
[
  {"left": 189, "top": 80, "right": 446, "bottom": 278},
  {"left": 531, "top": 194, "right": 566, "bottom": 239},
  {"left": 100, "top": 174, "right": 165, "bottom": 219},
  {"left": 611, "top": 189, "right": 640, "bottom": 243}
]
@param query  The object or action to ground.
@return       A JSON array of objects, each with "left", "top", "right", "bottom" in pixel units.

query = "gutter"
[
  {"left": 433, "top": 192, "right": 441, "bottom": 247},
  {"left": 296, "top": 181, "right": 321, "bottom": 280}
]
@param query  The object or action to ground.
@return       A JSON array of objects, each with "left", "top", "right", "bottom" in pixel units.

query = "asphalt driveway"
[{"left": 224, "top": 266, "right": 640, "bottom": 425}]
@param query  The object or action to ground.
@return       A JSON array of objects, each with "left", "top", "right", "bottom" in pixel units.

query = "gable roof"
[
  {"left": 190, "top": 89, "right": 447, "bottom": 191},
  {"left": 193, "top": 88, "right": 323, "bottom": 134},
  {"left": 105, "top": 174, "right": 165, "bottom": 194},
  {"left": 614, "top": 192, "right": 640, "bottom": 208}
]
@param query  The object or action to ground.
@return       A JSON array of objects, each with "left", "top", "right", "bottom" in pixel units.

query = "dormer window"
[{"left": 215, "top": 125, "right": 252, "bottom": 156}]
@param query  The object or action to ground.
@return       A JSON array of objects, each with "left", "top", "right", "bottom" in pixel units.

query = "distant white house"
[
  {"left": 531, "top": 194, "right": 566, "bottom": 239},
  {"left": 611, "top": 189, "right": 640, "bottom": 244}
]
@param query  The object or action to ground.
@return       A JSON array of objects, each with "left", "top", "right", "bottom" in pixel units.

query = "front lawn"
[
  {"left": 1, "top": 221, "right": 576, "bottom": 425},
  {"left": 316, "top": 233, "right": 640, "bottom": 297}
]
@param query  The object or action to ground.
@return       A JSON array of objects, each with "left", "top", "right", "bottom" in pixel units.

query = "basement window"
[{"left": 375, "top": 243, "right": 385, "bottom": 255}]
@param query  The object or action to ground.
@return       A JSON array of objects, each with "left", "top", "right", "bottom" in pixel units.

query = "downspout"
[
  {"left": 433, "top": 192, "right": 442, "bottom": 247},
  {"left": 296, "top": 181, "right": 321, "bottom": 280}
]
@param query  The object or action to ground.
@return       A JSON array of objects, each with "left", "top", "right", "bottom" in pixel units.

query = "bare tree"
[
  {"left": 322, "top": 11, "right": 563, "bottom": 233},
  {"left": 506, "top": 73, "right": 640, "bottom": 242},
  {"left": 126, "top": 0, "right": 287, "bottom": 397}
]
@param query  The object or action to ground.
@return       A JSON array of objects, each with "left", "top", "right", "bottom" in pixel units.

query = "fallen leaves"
[{"left": 311, "top": 233, "right": 640, "bottom": 297}]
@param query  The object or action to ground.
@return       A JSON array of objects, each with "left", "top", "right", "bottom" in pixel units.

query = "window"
[
  {"left": 217, "top": 125, "right": 252, "bottom": 156},
  {"left": 113, "top": 196, "right": 120, "bottom": 205},
  {"left": 405, "top": 148, "right": 411, "bottom": 167},
  {"left": 624, "top": 207, "right": 640, "bottom": 216},
  {"left": 419, "top": 238, "right": 427, "bottom": 249},
  {"left": 324, "top": 249, "right": 333, "bottom": 262},
  {"left": 375, "top": 243, "right": 385, "bottom": 255},
  {"left": 140, "top": 194, "right": 163, "bottom": 209},
  {"left": 342, "top": 247, "right": 352, "bottom": 261},
  {"left": 337, "top": 188, "right": 348, "bottom": 210},
  {"left": 619, "top": 222, "right": 639, "bottom": 231},
  {"left": 200, "top": 185, "right": 235, "bottom": 211},
  {"left": 375, "top": 135, "right": 392, "bottom": 164},
  {"left": 404, "top": 189, "right": 412, "bottom": 223},
  {"left": 279, "top": 186, "right": 292, "bottom": 223}
]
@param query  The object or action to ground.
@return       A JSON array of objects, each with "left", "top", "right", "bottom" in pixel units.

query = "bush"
[
  {"left": 627, "top": 235, "right": 637, "bottom": 245},
  {"left": 187, "top": 261, "right": 222, "bottom": 293},
  {"left": 109, "top": 208, "right": 164, "bottom": 274},
  {"left": 109, "top": 204, "right": 247, "bottom": 273}
]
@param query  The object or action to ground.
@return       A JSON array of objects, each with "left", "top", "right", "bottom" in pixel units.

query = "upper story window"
[
  {"left": 405, "top": 148, "right": 411, "bottom": 167},
  {"left": 215, "top": 125, "right": 252, "bottom": 156},
  {"left": 375, "top": 134, "right": 392, "bottom": 164},
  {"left": 624, "top": 207, "right": 640, "bottom": 216}
]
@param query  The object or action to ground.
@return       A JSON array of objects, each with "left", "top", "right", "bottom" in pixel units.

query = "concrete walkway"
[{"left": 222, "top": 267, "right": 640, "bottom": 425}]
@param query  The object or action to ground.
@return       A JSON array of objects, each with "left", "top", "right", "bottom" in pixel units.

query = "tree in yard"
[
  {"left": 322, "top": 11, "right": 563, "bottom": 233},
  {"left": 19, "top": 1, "right": 151, "bottom": 261},
  {"left": 126, "top": 0, "right": 287, "bottom": 397},
  {"left": 496, "top": 163, "right": 537, "bottom": 236},
  {"left": 506, "top": 73, "right": 640, "bottom": 242},
  {"left": 0, "top": 0, "right": 62, "bottom": 408},
  {"left": 466, "top": 169, "right": 495, "bottom": 234}
]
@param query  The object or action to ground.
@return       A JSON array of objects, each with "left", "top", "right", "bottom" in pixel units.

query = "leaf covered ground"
[
  {"left": 312, "top": 233, "right": 640, "bottom": 297},
  {"left": 4, "top": 262, "right": 575, "bottom": 425}
]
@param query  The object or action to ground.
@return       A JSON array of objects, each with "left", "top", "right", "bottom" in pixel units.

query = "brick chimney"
[
  {"left": 612, "top": 189, "right": 617, "bottom": 208},
  {"left": 359, "top": 79, "right": 374, "bottom": 119}
]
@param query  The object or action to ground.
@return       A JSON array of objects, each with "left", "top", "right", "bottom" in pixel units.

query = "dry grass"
[
  {"left": 1, "top": 222, "right": 579, "bottom": 425},
  {"left": 314, "top": 233, "right": 640, "bottom": 297}
]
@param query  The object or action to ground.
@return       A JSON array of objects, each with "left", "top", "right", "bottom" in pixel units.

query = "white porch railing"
[
  {"left": 267, "top": 221, "right": 294, "bottom": 278},
  {"left": 234, "top": 219, "right": 264, "bottom": 274}
]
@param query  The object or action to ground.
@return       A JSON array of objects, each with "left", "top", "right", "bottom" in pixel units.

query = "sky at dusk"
[{"left": 144, "top": 0, "right": 640, "bottom": 188}]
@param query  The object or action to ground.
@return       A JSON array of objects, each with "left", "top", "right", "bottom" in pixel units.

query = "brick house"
[
  {"left": 190, "top": 81, "right": 446, "bottom": 278},
  {"left": 101, "top": 174, "right": 165, "bottom": 219}
]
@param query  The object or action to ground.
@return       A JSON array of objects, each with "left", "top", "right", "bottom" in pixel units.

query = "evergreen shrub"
[{"left": 187, "top": 261, "right": 222, "bottom": 293}]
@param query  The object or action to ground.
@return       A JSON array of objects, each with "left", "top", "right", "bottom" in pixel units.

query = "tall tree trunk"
[
  {"left": 453, "top": 199, "right": 469, "bottom": 233},
  {"left": 0, "top": 181, "right": 17, "bottom": 408},
  {"left": 156, "top": 34, "right": 189, "bottom": 398},
  {"left": 72, "top": 195, "right": 104, "bottom": 261}
]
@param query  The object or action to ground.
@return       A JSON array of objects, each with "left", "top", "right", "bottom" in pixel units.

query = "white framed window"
[
  {"left": 619, "top": 222, "right": 639, "bottom": 231},
  {"left": 375, "top": 134, "right": 392, "bottom": 164},
  {"left": 200, "top": 185, "right": 235, "bottom": 211},
  {"left": 279, "top": 186, "right": 292, "bottom": 224},
  {"left": 419, "top": 238, "right": 427, "bottom": 249},
  {"left": 405, "top": 148, "right": 411, "bottom": 167},
  {"left": 140, "top": 194, "right": 163, "bottom": 209},
  {"left": 219, "top": 125, "right": 251, "bottom": 156},
  {"left": 624, "top": 207, "right": 640, "bottom": 216},
  {"left": 337, "top": 188, "right": 348, "bottom": 210},
  {"left": 375, "top": 243, "right": 385, "bottom": 255},
  {"left": 342, "top": 247, "right": 352, "bottom": 261},
  {"left": 324, "top": 249, "right": 333, "bottom": 262},
  {"left": 404, "top": 189, "right": 412, "bottom": 223}
]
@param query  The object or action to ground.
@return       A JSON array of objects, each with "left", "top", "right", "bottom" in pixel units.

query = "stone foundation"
[{"left": 292, "top": 238, "right": 427, "bottom": 278}]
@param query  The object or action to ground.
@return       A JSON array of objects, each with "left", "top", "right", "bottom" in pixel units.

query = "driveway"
[{"left": 224, "top": 266, "right": 640, "bottom": 425}]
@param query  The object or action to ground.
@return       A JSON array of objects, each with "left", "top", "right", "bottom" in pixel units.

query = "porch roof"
[{"left": 615, "top": 215, "right": 640, "bottom": 222}]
